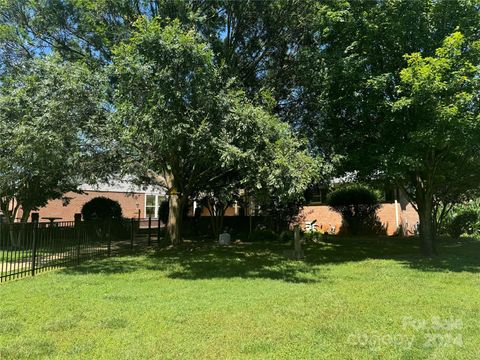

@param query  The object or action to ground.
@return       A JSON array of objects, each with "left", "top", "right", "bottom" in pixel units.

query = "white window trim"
[{"left": 145, "top": 194, "right": 161, "bottom": 218}]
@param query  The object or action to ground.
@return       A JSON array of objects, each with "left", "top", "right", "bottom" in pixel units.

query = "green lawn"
[{"left": 0, "top": 236, "right": 479, "bottom": 359}]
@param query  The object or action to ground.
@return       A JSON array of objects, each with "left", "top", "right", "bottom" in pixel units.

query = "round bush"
[
  {"left": 447, "top": 210, "right": 478, "bottom": 239},
  {"left": 326, "top": 184, "right": 381, "bottom": 235},
  {"left": 81, "top": 197, "right": 123, "bottom": 221},
  {"left": 327, "top": 185, "right": 379, "bottom": 207}
]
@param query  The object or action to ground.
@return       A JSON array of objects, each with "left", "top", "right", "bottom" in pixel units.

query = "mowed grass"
[{"left": 0, "top": 236, "right": 479, "bottom": 359}]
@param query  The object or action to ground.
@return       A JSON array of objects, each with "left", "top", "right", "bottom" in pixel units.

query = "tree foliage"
[
  {"left": 390, "top": 32, "right": 480, "bottom": 253},
  {"left": 287, "top": 1, "right": 480, "bottom": 254},
  {"left": 0, "top": 55, "right": 106, "bottom": 224},
  {"left": 1, "top": 1, "right": 478, "bottom": 255},
  {"left": 110, "top": 18, "right": 319, "bottom": 244},
  {"left": 446, "top": 210, "right": 479, "bottom": 239},
  {"left": 0, "top": 1, "right": 316, "bottom": 90}
]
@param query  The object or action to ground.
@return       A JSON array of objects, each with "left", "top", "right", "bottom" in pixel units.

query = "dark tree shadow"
[
  {"left": 301, "top": 236, "right": 420, "bottom": 263},
  {"left": 60, "top": 236, "right": 480, "bottom": 281},
  {"left": 399, "top": 237, "right": 480, "bottom": 273},
  {"left": 304, "top": 236, "right": 480, "bottom": 273},
  {"left": 60, "top": 242, "right": 326, "bottom": 283},
  {"left": 147, "top": 243, "right": 327, "bottom": 283},
  {"left": 60, "top": 257, "right": 148, "bottom": 275}
]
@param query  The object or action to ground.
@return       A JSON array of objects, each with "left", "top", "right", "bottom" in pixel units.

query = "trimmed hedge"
[
  {"left": 326, "top": 184, "right": 383, "bottom": 235},
  {"left": 81, "top": 197, "right": 123, "bottom": 221}
]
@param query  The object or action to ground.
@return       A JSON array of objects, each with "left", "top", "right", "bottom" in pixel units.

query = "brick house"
[
  {"left": 26, "top": 181, "right": 166, "bottom": 222},
  {"left": 1, "top": 180, "right": 249, "bottom": 223},
  {"left": 3, "top": 178, "right": 418, "bottom": 236}
]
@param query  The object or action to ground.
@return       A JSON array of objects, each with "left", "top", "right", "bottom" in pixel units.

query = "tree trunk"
[
  {"left": 167, "top": 194, "right": 185, "bottom": 246},
  {"left": 0, "top": 200, "right": 20, "bottom": 248},
  {"left": 416, "top": 194, "right": 437, "bottom": 256},
  {"left": 14, "top": 207, "right": 32, "bottom": 248},
  {"left": 207, "top": 201, "right": 226, "bottom": 241},
  {"left": 213, "top": 211, "right": 226, "bottom": 241},
  {"left": 163, "top": 170, "right": 186, "bottom": 246}
]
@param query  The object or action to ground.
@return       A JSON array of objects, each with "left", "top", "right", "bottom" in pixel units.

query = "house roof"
[{"left": 79, "top": 179, "right": 166, "bottom": 195}]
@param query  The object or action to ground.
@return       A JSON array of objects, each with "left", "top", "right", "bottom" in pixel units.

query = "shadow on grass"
[
  {"left": 400, "top": 237, "right": 480, "bottom": 273},
  {"left": 304, "top": 236, "right": 480, "bottom": 273},
  {"left": 60, "top": 236, "right": 480, "bottom": 281},
  {"left": 150, "top": 244, "right": 326, "bottom": 283},
  {"left": 60, "top": 257, "right": 148, "bottom": 275},
  {"left": 60, "top": 242, "right": 325, "bottom": 283}
]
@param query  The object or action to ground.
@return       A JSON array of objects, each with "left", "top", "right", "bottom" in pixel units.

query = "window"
[
  {"left": 305, "top": 185, "right": 328, "bottom": 204},
  {"left": 145, "top": 194, "right": 165, "bottom": 218}
]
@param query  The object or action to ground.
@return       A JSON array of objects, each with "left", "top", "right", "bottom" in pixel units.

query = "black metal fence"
[{"left": 0, "top": 218, "right": 163, "bottom": 283}]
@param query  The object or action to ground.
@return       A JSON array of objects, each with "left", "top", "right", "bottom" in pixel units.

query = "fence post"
[
  {"left": 76, "top": 221, "right": 81, "bottom": 264},
  {"left": 148, "top": 216, "right": 152, "bottom": 246},
  {"left": 102, "top": 221, "right": 106, "bottom": 255},
  {"left": 31, "top": 222, "right": 37, "bottom": 277},
  {"left": 107, "top": 221, "right": 112, "bottom": 256},
  {"left": 130, "top": 218, "right": 134, "bottom": 250},
  {"left": 157, "top": 218, "right": 162, "bottom": 246}
]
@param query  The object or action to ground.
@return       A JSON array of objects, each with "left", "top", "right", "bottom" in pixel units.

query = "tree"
[
  {"left": 110, "top": 18, "right": 228, "bottom": 245},
  {"left": 194, "top": 96, "right": 322, "bottom": 239},
  {"left": 390, "top": 32, "right": 480, "bottom": 254},
  {"left": 0, "top": 55, "right": 106, "bottom": 228},
  {"left": 289, "top": 1, "right": 480, "bottom": 255},
  {"left": 285, "top": 0, "right": 480, "bottom": 157},
  {"left": 110, "top": 18, "right": 319, "bottom": 245}
]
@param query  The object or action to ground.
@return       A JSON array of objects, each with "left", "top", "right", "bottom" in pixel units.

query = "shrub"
[
  {"left": 446, "top": 210, "right": 479, "bottom": 239},
  {"left": 326, "top": 184, "right": 383, "bottom": 235},
  {"left": 81, "top": 197, "right": 123, "bottom": 221},
  {"left": 81, "top": 197, "right": 127, "bottom": 239},
  {"left": 303, "top": 230, "right": 323, "bottom": 243}
]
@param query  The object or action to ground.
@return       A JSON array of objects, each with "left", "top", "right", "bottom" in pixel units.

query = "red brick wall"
[
  {"left": 224, "top": 207, "right": 237, "bottom": 216},
  {"left": 29, "top": 191, "right": 419, "bottom": 235},
  {"left": 299, "top": 202, "right": 419, "bottom": 236},
  {"left": 377, "top": 204, "right": 398, "bottom": 235},
  {"left": 31, "top": 191, "right": 146, "bottom": 221},
  {"left": 298, "top": 205, "right": 343, "bottom": 234}
]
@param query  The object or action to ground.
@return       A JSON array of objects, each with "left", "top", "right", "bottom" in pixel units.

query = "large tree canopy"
[
  {"left": 1, "top": 0, "right": 479, "bottom": 255},
  {"left": 288, "top": 0, "right": 480, "bottom": 158},
  {"left": 110, "top": 18, "right": 224, "bottom": 243},
  {"left": 285, "top": 0, "right": 480, "bottom": 255},
  {"left": 391, "top": 32, "right": 480, "bottom": 254},
  {"left": 0, "top": 0, "right": 317, "bottom": 99},
  {"left": 0, "top": 55, "right": 106, "bottom": 224},
  {"left": 110, "top": 18, "right": 319, "bottom": 244}
]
